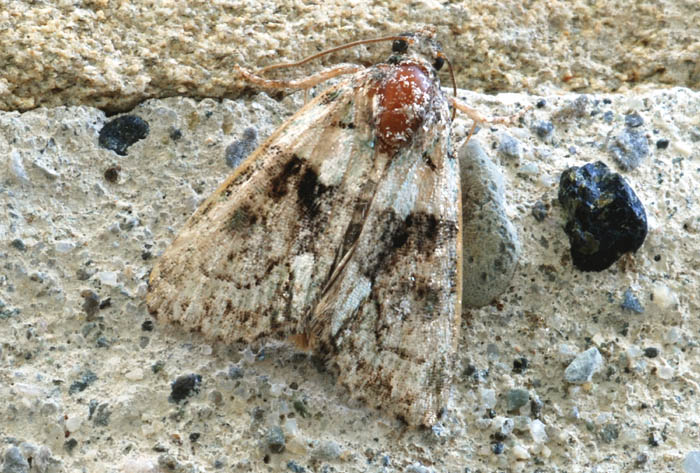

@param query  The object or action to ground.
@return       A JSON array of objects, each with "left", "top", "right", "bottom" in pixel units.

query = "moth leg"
[
  {"left": 236, "top": 64, "right": 364, "bottom": 90},
  {"left": 452, "top": 97, "right": 531, "bottom": 141}
]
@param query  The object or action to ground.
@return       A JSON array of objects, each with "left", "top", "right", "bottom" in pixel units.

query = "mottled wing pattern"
[
  {"left": 147, "top": 72, "right": 382, "bottom": 342},
  {"left": 309, "top": 90, "right": 461, "bottom": 426},
  {"left": 147, "top": 57, "right": 461, "bottom": 426}
]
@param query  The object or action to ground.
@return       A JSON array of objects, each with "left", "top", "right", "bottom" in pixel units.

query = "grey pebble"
[
  {"left": 92, "top": 403, "right": 112, "bottom": 426},
  {"left": 228, "top": 365, "right": 244, "bottom": 380},
  {"left": 564, "top": 347, "right": 604, "bottom": 383},
  {"left": 531, "top": 201, "right": 548, "bottom": 222},
  {"left": 621, "top": 289, "right": 644, "bottom": 313},
  {"left": 497, "top": 133, "right": 523, "bottom": 161},
  {"left": 507, "top": 389, "right": 530, "bottom": 411},
  {"left": 608, "top": 128, "right": 649, "bottom": 170},
  {"left": 267, "top": 426, "right": 286, "bottom": 454},
  {"left": 2, "top": 447, "right": 29, "bottom": 473},
  {"left": 532, "top": 120, "right": 554, "bottom": 139},
  {"left": 600, "top": 423, "right": 620, "bottom": 443},
  {"left": 312, "top": 440, "right": 341, "bottom": 461},
  {"left": 225, "top": 127, "right": 258, "bottom": 169},
  {"left": 625, "top": 112, "right": 644, "bottom": 128},
  {"left": 406, "top": 463, "right": 433, "bottom": 473},
  {"left": 286, "top": 460, "right": 305, "bottom": 472},
  {"left": 458, "top": 140, "right": 520, "bottom": 308}
]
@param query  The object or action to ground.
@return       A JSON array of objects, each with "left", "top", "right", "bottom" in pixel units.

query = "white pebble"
[
  {"left": 685, "top": 451, "right": 700, "bottom": 473},
  {"left": 480, "top": 388, "right": 497, "bottom": 409},
  {"left": 657, "top": 364, "right": 674, "bottom": 380},
  {"left": 530, "top": 419, "right": 548, "bottom": 444},
  {"left": 652, "top": 283, "right": 677, "bottom": 309},
  {"left": 125, "top": 369, "right": 144, "bottom": 381},
  {"left": 55, "top": 240, "right": 77, "bottom": 253},
  {"left": 667, "top": 326, "right": 682, "bottom": 344},
  {"left": 65, "top": 414, "right": 83, "bottom": 432},
  {"left": 96, "top": 271, "right": 119, "bottom": 286},
  {"left": 672, "top": 140, "right": 692, "bottom": 157},
  {"left": 10, "top": 150, "right": 30, "bottom": 183},
  {"left": 512, "top": 444, "right": 530, "bottom": 460}
]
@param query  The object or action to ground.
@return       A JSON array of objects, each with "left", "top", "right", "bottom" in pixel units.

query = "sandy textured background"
[
  {"left": 1, "top": 0, "right": 698, "bottom": 112},
  {"left": 1, "top": 1, "right": 700, "bottom": 473}
]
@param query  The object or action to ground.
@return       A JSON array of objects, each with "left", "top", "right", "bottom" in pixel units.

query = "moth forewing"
[{"left": 147, "top": 32, "right": 462, "bottom": 427}]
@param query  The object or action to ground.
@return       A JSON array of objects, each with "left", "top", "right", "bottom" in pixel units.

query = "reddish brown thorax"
[{"left": 372, "top": 62, "right": 432, "bottom": 154}]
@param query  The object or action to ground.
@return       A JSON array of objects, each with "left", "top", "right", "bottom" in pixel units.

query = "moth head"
[
  {"left": 388, "top": 32, "right": 456, "bottom": 98},
  {"left": 390, "top": 32, "right": 446, "bottom": 70}
]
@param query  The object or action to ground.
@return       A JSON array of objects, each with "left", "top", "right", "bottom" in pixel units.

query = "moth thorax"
[{"left": 374, "top": 63, "right": 433, "bottom": 154}]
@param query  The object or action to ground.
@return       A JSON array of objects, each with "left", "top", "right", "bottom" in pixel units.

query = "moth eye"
[
  {"left": 433, "top": 56, "right": 445, "bottom": 71},
  {"left": 392, "top": 39, "right": 408, "bottom": 54}
]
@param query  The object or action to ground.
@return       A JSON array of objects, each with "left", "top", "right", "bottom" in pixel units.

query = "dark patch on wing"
[
  {"left": 422, "top": 151, "right": 437, "bottom": 171},
  {"left": 368, "top": 209, "right": 457, "bottom": 281},
  {"left": 269, "top": 154, "right": 303, "bottom": 200},
  {"left": 297, "top": 167, "right": 330, "bottom": 218},
  {"left": 227, "top": 205, "right": 257, "bottom": 233}
]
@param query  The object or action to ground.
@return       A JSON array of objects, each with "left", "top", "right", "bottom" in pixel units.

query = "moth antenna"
[
  {"left": 258, "top": 35, "right": 407, "bottom": 74},
  {"left": 441, "top": 53, "right": 458, "bottom": 120}
]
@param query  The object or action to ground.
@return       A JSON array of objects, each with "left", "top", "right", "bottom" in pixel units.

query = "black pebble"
[
  {"left": 513, "top": 357, "right": 529, "bottom": 374},
  {"left": 170, "top": 373, "right": 202, "bottom": 403},
  {"left": 104, "top": 166, "right": 121, "bottom": 183},
  {"left": 141, "top": 319, "right": 154, "bottom": 331},
  {"left": 98, "top": 115, "right": 149, "bottom": 156},
  {"left": 643, "top": 347, "right": 659, "bottom": 358},
  {"left": 536, "top": 99, "right": 546, "bottom": 108},
  {"left": 11, "top": 239, "right": 26, "bottom": 251},
  {"left": 64, "top": 438, "right": 78, "bottom": 453},
  {"left": 656, "top": 138, "right": 670, "bottom": 149},
  {"left": 558, "top": 161, "right": 647, "bottom": 271},
  {"left": 491, "top": 442, "right": 504, "bottom": 454},
  {"left": 189, "top": 432, "right": 201, "bottom": 442},
  {"left": 69, "top": 370, "right": 98, "bottom": 394},
  {"left": 170, "top": 128, "right": 183, "bottom": 141}
]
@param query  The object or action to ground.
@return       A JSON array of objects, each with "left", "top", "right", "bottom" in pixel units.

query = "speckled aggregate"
[{"left": 1, "top": 86, "right": 698, "bottom": 471}]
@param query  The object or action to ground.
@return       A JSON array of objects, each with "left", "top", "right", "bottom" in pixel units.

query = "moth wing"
[
  {"left": 147, "top": 72, "right": 383, "bottom": 343},
  {"left": 310, "top": 102, "right": 462, "bottom": 426}
]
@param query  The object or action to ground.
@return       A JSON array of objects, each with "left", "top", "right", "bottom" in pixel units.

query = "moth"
[{"left": 147, "top": 30, "right": 520, "bottom": 426}]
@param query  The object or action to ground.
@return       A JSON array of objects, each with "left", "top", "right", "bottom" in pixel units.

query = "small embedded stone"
[
  {"left": 226, "top": 127, "right": 258, "bottom": 169},
  {"left": 656, "top": 138, "right": 670, "bottom": 149},
  {"left": 643, "top": 347, "right": 659, "bottom": 358},
  {"left": 621, "top": 289, "right": 644, "bottom": 313},
  {"left": 564, "top": 347, "right": 604, "bottom": 383},
  {"left": 608, "top": 128, "right": 649, "bottom": 170},
  {"left": 170, "top": 374, "right": 202, "bottom": 403},
  {"left": 507, "top": 389, "right": 530, "bottom": 411},
  {"left": 624, "top": 112, "right": 644, "bottom": 128},
  {"left": 512, "top": 357, "right": 529, "bottom": 374},
  {"left": 267, "top": 426, "right": 286, "bottom": 453},
  {"left": 98, "top": 115, "right": 149, "bottom": 156},
  {"left": 532, "top": 120, "right": 554, "bottom": 139},
  {"left": 2, "top": 446, "right": 30, "bottom": 473}
]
